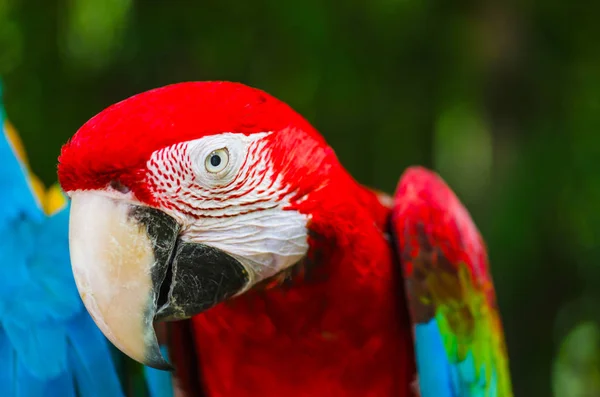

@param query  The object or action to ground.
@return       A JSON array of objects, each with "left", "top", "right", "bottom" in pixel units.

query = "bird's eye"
[{"left": 205, "top": 148, "right": 229, "bottom": 173}]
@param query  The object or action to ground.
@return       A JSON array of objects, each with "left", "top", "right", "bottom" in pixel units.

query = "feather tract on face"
[{"left": 58, "top": 81, "right": 513, "bottom": 397}]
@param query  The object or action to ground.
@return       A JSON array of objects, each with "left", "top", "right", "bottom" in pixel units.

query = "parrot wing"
[
  {"left": 0, "top": 84, "right": 126, "bottom": 396},
  {"left": 389, "top": 166, "right": 513, "bottom": 397},
  {"left": 1, "top": 82, "right": 176, "bottom": 397}
]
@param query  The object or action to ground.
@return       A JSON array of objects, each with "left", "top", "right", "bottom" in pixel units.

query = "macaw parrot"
[
  {"left": 0, "top": 82, "right": 174, "bottom": 397},
  {"left": 56, "top": 81, "right": 513, "bottom": 397}
]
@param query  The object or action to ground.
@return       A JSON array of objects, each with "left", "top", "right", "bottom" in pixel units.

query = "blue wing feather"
[
  {"left": 0, "top": 81, "right": 175, "bottom": 397},
  {"left": 415, "top": 319, "right": 498, "bottom": 397},
  {"left": 391, "top": 167, "right": 512, "bottom": 397},
  {"left": 414, "top": 320, "right": 455, "bottom": 397},
  {"left": 4, "top": 320, "right": 69, "bottom": 380},
  {"left": 66, "top": 309, "right": 124, "bottom": 396},
  {"left": 0, "top": 82, "right": 125, "bottom": 396},
  {"left": 45, "top": 370, "right": 77, "bottom": 397},
  {"left": 143, "top": 346, "right": 175, "bottom": 397},
  {"left": 0, "top": 327, "right": 16, "bottom": 396},
  {"left": 15, "top": 360, "right": 45, "bottom": 397}
]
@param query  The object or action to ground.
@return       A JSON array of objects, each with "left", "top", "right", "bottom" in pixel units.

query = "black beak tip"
[
  {"left": 144, "top": 344, "right": 175, "bottom": 371},
  {"left": 152, "top": 361, "right": 175, "bottom": 372},
  {"left": 145, "top": 355, "right": 175, "bottom": 372}
]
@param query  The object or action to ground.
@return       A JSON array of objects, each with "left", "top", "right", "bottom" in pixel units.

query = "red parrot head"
[{"left": 58, "top": 82, "right": 338, "bottom": 369}]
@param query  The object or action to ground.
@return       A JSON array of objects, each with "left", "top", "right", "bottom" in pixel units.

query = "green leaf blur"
[{"left": 2, "top": 1, "right": 599, "bottom": 396}]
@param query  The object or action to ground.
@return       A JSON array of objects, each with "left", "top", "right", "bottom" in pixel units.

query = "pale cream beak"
[
  {"left": 67, "top": 191, "right": 249, "bottom": 370},
  {"left": 68, "top": 191, "right": 179, "bottom": 369}
]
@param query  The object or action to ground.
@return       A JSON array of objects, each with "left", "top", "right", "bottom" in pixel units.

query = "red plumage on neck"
[
  {"left": 56, "top": 81, "right": 417, "bottom": 396},
  {"left": 173, "top": 173, "right": 416, "bottom": 397}
]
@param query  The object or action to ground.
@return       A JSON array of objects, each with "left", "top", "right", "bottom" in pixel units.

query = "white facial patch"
[
  {"left": 146, "top": 132, "right": 309, "bottom": 285},
  {"left": 184, "top": 207, "right": 308, "bottom": 284}
]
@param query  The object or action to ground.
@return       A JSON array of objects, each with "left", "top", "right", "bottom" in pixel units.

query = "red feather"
[
  {"left": 390, "top": 167, "right": 512, "bottom": 395},
  {"left": 57, "top": 82, "right": 325, "bottom": 198},
  {"left": 392, "top": 166, "right": 496, "bottom": 307},
  {"left": 168, "top": 170, "right": 417, "bottom": 396},
  {"left": 58, "top": 82, "right": 420, "bottom": 396}
]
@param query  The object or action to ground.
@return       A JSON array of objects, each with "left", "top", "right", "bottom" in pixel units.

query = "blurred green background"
[{"left": 2, "top": 1, "right": 600, "bottom": 395}]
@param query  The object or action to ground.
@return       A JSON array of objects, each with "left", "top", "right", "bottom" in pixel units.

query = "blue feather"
[
  {"left": 46, "top": 370, "right": 76, "bottom": 397},
  {"left": 143, "top": 346, "right": 174, "bottom": 397},
  {"left": 67, "top": 309, "right": 123, "bottom": 396},
  {"left": 415, "top": 320, "right": 455, "bottom": 397},
  {"left": 415, "top": 318, "right": 500, "bottom": 397},
  {"left": 0, "top": 327, "right": 17, "bottom": 396},
  {"left": 0, "top": 81, "right": 125, "bottom": 396},
  {"left": 0, "top": 80, "right": 175, "bottom": 397},
  {"left": 15, "top": 359, "right": 45, "bottom": 397}
]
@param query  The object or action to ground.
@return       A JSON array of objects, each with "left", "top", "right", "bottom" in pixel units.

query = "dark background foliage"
[{"left": 3, "top": 1, "right": 600, "bottom": 395}]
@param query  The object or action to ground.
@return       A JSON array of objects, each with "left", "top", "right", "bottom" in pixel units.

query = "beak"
[{"left": 68, "top": 191, "right": 249, "bottom": 369}]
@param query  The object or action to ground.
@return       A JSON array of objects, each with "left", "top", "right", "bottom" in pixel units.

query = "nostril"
[{"left": 109, "top": 179, "right": 131, "bottom": 194}]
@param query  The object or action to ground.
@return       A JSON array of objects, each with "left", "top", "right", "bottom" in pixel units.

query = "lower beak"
[{"left": 68, "top": 192, "right": 249, "bottom": 369}]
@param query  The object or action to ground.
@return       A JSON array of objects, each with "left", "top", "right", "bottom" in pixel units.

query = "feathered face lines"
[
  {"left": 57, "top": 81, "right": 327, "bottom": 194},
  {"left": 65, "top": 128, "right": 313, "bottom": 369},
  {"left": 59, "top": 81, "right": 341, "bottom": 370},
  {"left": 145, "top": 132, "right": 293, "bottom": 223}
]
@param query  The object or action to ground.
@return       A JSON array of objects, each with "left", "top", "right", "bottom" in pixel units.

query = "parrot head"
[{"left": 58, "top": 82, "right": 338, "bottom": 369}]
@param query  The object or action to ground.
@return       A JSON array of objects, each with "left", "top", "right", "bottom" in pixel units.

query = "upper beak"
[{"left": 68, "top": 191, "right": 249, "bottom": 369}]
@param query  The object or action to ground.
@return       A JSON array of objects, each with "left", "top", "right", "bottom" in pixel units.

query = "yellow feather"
[
  {"left": 4, "top": 119, "right": 29, "bottom": 166},
  {"left": 28, "top": 173, "right": 48, "bottom": 209},
  {"left": 45, "top": 183, "right": 68, "bottom": 215},
  {"left": 4, "top": 120, "right": 66, "bottom": 215}
]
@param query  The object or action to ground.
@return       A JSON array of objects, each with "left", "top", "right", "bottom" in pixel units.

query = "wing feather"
[
  {"left": 0, "top": 82, "right": 127, "bottom": 396},
  {"left": 390, "top": 166, "right": 512, "bottom": 397}
]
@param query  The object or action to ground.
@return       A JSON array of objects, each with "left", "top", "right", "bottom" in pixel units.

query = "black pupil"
[{"left": 210, "top": 154, "right": 222, "bottom": 167}]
